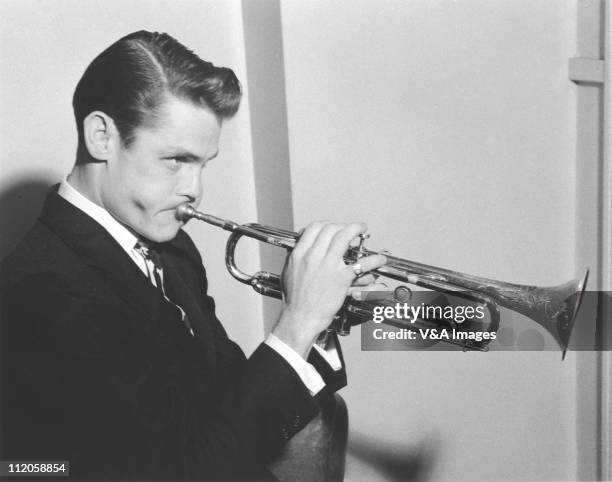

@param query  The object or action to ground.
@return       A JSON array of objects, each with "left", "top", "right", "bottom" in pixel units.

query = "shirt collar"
[{"left": 58, "top": 177, "right": 139, "bottom": 254}]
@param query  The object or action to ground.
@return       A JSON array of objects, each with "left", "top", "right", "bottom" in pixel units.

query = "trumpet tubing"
[{"left": 176, "top": 204, "right": 589, "bottom": 359}]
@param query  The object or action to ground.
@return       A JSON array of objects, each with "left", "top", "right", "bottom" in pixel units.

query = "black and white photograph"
[{"left": 0, "top": 1, "right": 610, "bottom": 480}]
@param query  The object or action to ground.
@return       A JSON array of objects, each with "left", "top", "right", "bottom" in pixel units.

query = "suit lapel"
[
  {"left": 159, "top": 259, "right": 217, "bottom": 368},
  {"left": 38, "top": 188, "right": 198, "bottom": 351}
]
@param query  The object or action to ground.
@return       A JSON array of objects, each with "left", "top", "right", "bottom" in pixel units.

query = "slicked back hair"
[{"left": 73, "top": 31, "right": 241, "bottom": 147}]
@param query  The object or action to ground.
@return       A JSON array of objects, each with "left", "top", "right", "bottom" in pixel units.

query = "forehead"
[{"left": 131, "top": 95, "right": 222, "bottom": 157}]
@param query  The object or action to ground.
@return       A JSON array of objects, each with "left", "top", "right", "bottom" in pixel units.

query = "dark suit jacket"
[{"left": 0, "top": 188, "right": 346, "bottom": 480}]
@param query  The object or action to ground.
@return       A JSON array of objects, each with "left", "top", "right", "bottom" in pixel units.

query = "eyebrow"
[{"left": 161, "top": 147, "right": 219, "bottom": 162}]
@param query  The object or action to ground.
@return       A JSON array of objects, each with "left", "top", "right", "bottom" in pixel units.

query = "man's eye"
[{"left": 165, "top": 158, "right": 183, "bottom": 170}]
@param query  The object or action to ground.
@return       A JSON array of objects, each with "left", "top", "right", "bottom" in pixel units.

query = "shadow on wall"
[
  {"left": 0, "top": 177, "right": 55, "bottom": 260},
  {"left": 347, "top": 431, "right": 439, "bottom": 481}
]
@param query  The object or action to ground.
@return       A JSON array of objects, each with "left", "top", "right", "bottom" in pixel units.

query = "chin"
[{"left": 143, "top": 224, "right": 182, "bottom": 244}]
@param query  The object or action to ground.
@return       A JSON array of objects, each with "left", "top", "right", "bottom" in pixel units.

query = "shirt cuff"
[
  {"left": 313, "top": 334, "right": 343, "bottom": 371},
  {"left": 265, "top": 333, "right": 325, "bottom": 395}
]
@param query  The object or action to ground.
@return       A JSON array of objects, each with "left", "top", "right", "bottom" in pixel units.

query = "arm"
[{"left": 1, "top": 272, "right": 318, "bottom": 480}]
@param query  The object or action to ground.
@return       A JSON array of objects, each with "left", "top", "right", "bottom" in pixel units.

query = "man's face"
[{"left": 101, "top": 96, "right": 222, "bottom": 243}]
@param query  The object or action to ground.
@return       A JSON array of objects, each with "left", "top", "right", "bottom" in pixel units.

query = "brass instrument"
[{"left": 176, "top": 204, "right": 589, "bottom": 359}]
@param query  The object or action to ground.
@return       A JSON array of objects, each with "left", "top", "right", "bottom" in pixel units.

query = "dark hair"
[{"left": 73, "top": 31, "right": 241, "bottom": 147}]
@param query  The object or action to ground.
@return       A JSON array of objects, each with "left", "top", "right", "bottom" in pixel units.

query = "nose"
[{"left": 177, "top": 164, "right": 203, "bottom": 203}]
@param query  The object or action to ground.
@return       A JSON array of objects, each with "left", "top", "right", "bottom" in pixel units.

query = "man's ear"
[{"left": 82, "top": 111, "right": 117, "bottom": 160}]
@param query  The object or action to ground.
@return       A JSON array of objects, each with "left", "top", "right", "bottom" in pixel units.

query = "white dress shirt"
[{"left": 57, "top": 179, "right": 340, "bottom": 395}]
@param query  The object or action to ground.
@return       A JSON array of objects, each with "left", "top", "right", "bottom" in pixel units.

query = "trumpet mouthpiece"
[{"left": 176, "top": 204, "right": 196, "bottom": 221}]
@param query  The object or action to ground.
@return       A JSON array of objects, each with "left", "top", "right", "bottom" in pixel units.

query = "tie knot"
[{"left": 135, "top": 241, "right": 162, "bottom": 268}]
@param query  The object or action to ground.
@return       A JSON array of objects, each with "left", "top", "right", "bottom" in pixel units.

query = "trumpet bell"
[{"left": 503, "top": 269, "right": 589, "bottom": 359}]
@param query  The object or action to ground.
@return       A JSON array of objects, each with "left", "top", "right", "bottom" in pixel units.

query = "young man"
[{"left": 0, "top": 31, "right": 386, "bottom": 479}]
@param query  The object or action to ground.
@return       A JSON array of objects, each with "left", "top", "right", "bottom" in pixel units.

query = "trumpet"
[{"left": 176, "top": 204, "right": 588, "bottom": 359}]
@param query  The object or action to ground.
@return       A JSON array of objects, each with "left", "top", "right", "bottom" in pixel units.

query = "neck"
[
  {"left": 67, "top": 154, "right": 144, "bottom": 243},
  {"left": 69, "top": 145, "right": 105, "bottom": 206}
]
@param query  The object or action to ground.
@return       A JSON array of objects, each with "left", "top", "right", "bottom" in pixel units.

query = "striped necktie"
[
  {"left": 134, "top": 242, "right": 165, "bottom": 295},
  {"left": 134, "top": 242, "right": 194, "bottom": 336}
]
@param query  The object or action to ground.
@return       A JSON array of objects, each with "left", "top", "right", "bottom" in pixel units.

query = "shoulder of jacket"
[
  {"left": 1, "top": 222, "right": 72, "bottom": 283},
  {"left": 167, "top": 229, "right": 204, "bottom": 266}
]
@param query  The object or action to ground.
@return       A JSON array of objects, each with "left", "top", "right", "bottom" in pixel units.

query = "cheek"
[
  {"left": 121, "top": 171, "right": 174, "bottom": 210},
  {"left": 128, "top": 186, "right": 169, "bottom": 217},
  {"left": 107, "top": 155, "right": 181, "bottom": 218}
]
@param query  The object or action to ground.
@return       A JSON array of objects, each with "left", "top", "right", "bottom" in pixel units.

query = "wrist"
[{"left": 273, "top": 309, "right": 321, "bottom": 359}]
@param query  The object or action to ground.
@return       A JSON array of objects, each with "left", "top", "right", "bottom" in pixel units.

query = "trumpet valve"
[
  {"left": 393, "top": 286, "right": 413, "bottom": 303},
  {"left": 356, "top": 233, "right": 370, "bottom": 257}
]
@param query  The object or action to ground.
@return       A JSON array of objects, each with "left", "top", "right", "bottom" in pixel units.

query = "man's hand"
[{"left": 272, "top": 222, "right": 387, "bottom": 358}]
